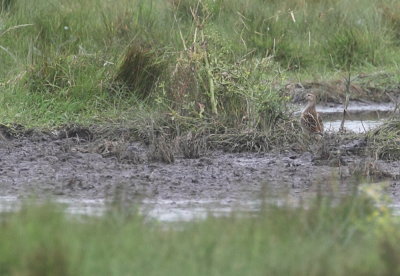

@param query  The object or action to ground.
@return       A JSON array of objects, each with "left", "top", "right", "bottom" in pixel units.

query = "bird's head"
[{"left": 305, "top": 93, "right": 316, "bottom": 103}]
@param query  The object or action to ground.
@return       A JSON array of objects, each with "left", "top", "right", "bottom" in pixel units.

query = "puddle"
[
  {"left": 0, "top": 196, "right": 263, "bottom": 221},
  {"left": 1, "top": 190, "right": 397, "bottom": 222},
  {"left": 141, "top": 199, "right": 263, "bottom": 222},
  {"left": 0, "top": 196, "right": 107, "bottom": 217},
  {"left": 57, "top": 198, "right": 107, "bottom": 216},
  {"left": 295, "top": 102, "right": 394, "bottom": 133},
  {"left": 317, "top": 102, "right": 394, "bottom": 114},
  {"left": 390, "top": 203, "right": 400, "bottom": 216},
  {"left": 324, "top": 120, "right": 385, "bottom": 133},
  {"left": 0, "top": 196, "right": 298, "bottom": 222},
  {"left": 0, "top": 196, "right": 19, "bottom": 213}
]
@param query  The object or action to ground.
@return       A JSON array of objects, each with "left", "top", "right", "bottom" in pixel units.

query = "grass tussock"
[
  {"left": 148, "top": 134, "right": 176, "bottom": 163},
  {"left": 114, "top": 42, "right": 167, "bottom": 99},
  {"left": 207, "top": 118, "right": 302, "bottom": 152},
  {"left": 367, "top": 119, "right": 400, "bottom": 160},
  {"left": 0, "top": 194, "right": 399, "bottom": 275},
  {"left": 179, "top": 131, "right": 207, "bottom": 158}
]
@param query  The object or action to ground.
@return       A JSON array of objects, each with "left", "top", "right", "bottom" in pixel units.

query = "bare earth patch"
[{"left": 0, "top": 126, "right": 398, "bottom": 211}]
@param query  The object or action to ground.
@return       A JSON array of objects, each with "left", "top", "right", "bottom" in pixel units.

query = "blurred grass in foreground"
[{"left": 0, "top": 193, "right": 399, "bottom": 276}]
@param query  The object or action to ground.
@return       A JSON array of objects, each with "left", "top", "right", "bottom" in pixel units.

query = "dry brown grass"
[{"left": 367, "top": 119, "right": 400, "bottom": 161}]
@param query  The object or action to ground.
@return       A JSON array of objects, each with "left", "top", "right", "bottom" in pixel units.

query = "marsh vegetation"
[
  {"left": 0, "top": 0, "right": 400, "bottom": 274},
  {"left": 0, "top": 0, "right": 399, "bottom": 128}
]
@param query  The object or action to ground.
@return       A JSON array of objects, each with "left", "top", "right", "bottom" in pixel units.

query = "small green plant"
[{"left": 27, "top": 57, "right": 78, "bottom": 93}]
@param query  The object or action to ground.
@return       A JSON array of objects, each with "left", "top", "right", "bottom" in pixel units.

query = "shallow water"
[
  {"left": 295, "top": 101, "right": 394, "bottom": 133},
  {"left": 0, "top": 196, "right": 107, "bottom": 217},
  {"left": 1, "top": 190, "right": 396, "bottom": 222},
  {"left": 141, "top": 199, "right": 263, "bottom": 222},
  {"left": 0, "top": 196, "right": 262, "bottom": 221},
  {"left": 324, "top": 120, "right": 385, "bottom": 133},
  {"left": 317, "top": 102, "right": 394, "bottom": 114}
]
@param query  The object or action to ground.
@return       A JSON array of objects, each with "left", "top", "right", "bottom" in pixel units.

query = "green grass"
[
  {"left": 1, "top": 0, "right": 400, "bottom": 130},
  {"left": 0, "top": 193, "right": 399, "bottom": 275}
]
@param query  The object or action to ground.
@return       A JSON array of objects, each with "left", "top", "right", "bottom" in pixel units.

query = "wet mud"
[{"left": 0, "top": 126, "right": 399, "bottom": 210}]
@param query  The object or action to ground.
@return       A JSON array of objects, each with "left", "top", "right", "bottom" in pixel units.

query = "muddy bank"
[
  {"left": 285, "top": 75, "right": 400, "bottom": 104},
  {"left": 0, "top": 126, "right": 399, "bottom": 209}
]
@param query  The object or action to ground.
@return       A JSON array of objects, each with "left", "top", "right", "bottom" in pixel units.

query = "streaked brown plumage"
[{"left": 300, "top": 93, "right": 323, "bottom": 138}]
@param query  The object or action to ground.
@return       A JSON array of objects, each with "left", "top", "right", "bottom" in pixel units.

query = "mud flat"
[
  {"left": 0, "top": 119, "right": 399, "bottom": 221},
  {"left": 0, "top": 102, "right": 398, "bottom": 221}
]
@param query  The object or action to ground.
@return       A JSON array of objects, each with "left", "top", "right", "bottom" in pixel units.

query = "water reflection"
[
  {"left": 324, "top": 120, "right": 385, "bottom": 133},
  {"left": 0, "top": 190, "right": 396, "bottom": 222},
  {"left": 296, "top": 102, "right": 395, "bottom": 133}
]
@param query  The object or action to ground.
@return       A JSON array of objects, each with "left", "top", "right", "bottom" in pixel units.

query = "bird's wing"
[
  {"left": 317, "top": 113, "right": 324, "bottom": 132},
  {"left": 301, "top": 111, "right": 323, "bottom": 134}
]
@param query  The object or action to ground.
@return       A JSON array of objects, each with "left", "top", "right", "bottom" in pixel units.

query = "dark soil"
[{"left": 0, "top": 125, "right": 399, "bottom": 205}]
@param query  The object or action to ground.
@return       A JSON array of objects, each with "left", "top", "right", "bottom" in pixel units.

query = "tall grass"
[
  {"left": 0, "top": 0, "right": 399, "bottom": 128},
  {"left": 0, "top": 194, "right": 399, "bottom": 275}
]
